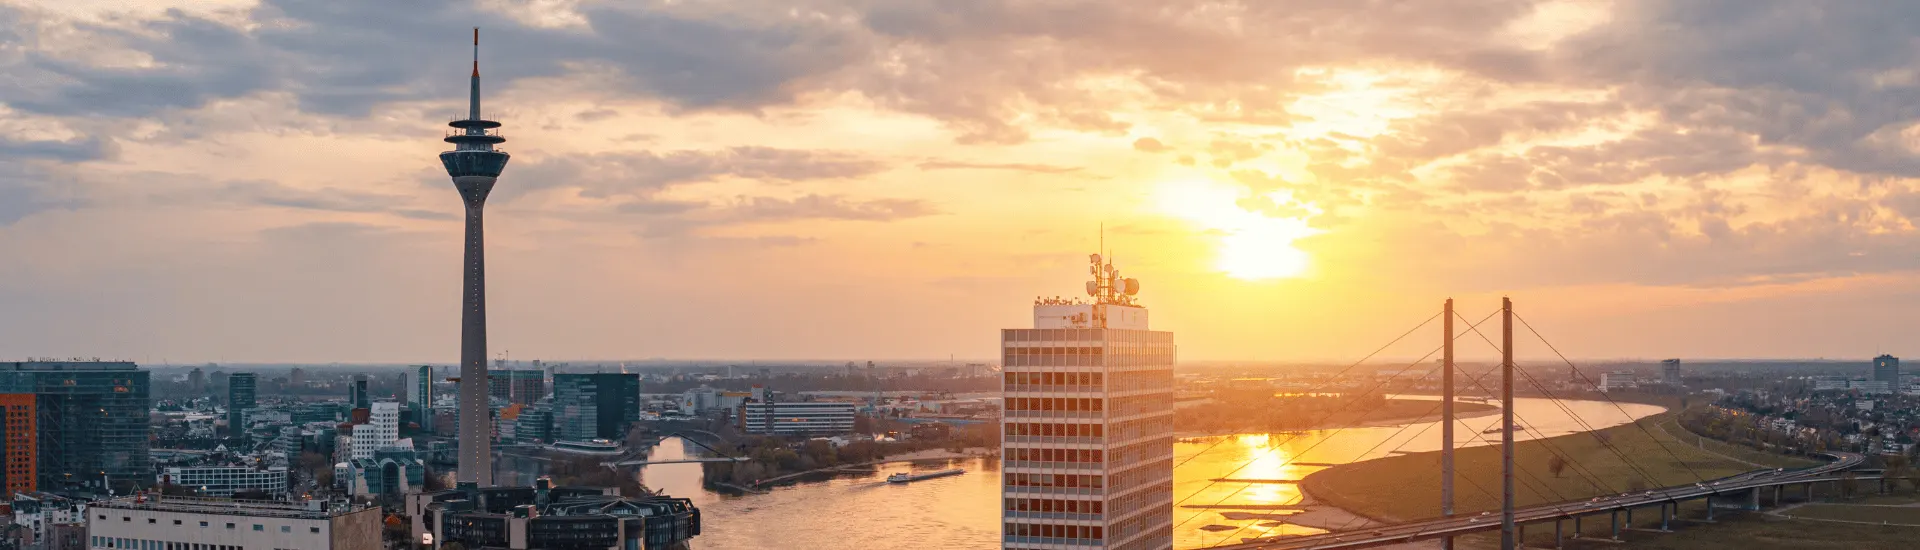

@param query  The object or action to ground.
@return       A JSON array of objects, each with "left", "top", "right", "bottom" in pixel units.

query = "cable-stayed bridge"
[{"left": 1165, "top": 298, "right": 1871, "bottom": 550}]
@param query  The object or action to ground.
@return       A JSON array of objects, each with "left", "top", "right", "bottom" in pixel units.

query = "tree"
[{"left": 1547, "top": 455, "right": 1568, "bottom": 479}]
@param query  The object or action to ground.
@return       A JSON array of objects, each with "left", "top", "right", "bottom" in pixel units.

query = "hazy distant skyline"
[{"left": 7, "top": 2, "right": 1920, "bottom": 363}]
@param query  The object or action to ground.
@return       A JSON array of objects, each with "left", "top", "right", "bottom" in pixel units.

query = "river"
[{"left": 639, "top": 396, "right": 1664, "bottom": 549}]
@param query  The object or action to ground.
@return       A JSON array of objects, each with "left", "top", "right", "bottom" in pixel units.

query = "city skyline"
[{"left": 10, "top": 2, "right": 1920, "bottom": 363}]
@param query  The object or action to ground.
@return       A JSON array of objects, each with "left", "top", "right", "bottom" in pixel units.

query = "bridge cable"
[
  {"left": 1513, "top": 311, "right": 1711, "bottom": 484},
  {"left": 1194, "top": 369, "right": 1467, "bottom": 545},
  {"left": 1454, "top": 310, "right": 1671, "bottom": 490},
  {"left": 1223, "top": 402, "right": 1571, "bottom": 547},
  {"left": 1168, "top": 310, "right": 1499, "bottom": 526},
  {"left": 1176, "top": 311, "right": 1515, "bottom": 537},
  {"left": 1172, "top": 349, "right": 1453, "bottom": 533},
  {"left": 1169, "top": 311, "right": 1443, "bottom": 472},
  {"left": 1453, "top": 371, "right": 1624, "bottom": 496}
]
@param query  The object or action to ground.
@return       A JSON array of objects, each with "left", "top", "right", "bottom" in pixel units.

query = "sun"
[{"left": 1156, "top": 180, "right": 1321, "bottom": 280}]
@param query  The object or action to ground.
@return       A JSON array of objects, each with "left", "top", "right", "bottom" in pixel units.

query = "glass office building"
[{"left": 0, "top": 362, "right": 151, "bottom": 492}]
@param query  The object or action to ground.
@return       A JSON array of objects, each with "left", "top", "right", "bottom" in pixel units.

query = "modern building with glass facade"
[
  {"left": 228, "top": 372, "right": 257, "bottom": 439},
  {"left": 0, "top": 361, "right": 151, "bottom": 493},
  {"left": 1001, "top": 255, "right": 1175, "bottom": 550},
  {"left": 513, "top": 402, "right": 554, "bottom": 444},
  {"left": 415, "top": 365, "right": 436, "bottom": 432},
  {"left": 350, "top": 375, "right": 369, "bottom": 410},
  {"left": 552, "top": 374, "right": 640, "bottom": 442}
]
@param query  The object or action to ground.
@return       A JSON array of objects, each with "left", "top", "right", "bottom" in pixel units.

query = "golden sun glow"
[{"left": 1156, "top": 180, "right": 1321, "bottom": 280}]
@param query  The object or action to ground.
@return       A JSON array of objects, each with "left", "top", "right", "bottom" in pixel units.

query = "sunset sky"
[{"left": 4, "top": 1, "right": 1919, "bottom": 364}]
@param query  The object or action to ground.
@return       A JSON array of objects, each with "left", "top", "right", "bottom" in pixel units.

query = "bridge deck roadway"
[{"left": 1213, "top": 452, "right": 1865, "bottom": 550}]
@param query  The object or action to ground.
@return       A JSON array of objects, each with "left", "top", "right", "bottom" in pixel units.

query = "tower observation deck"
[{"left": 441, "top": 28, "right": 509, "bottom": 488}]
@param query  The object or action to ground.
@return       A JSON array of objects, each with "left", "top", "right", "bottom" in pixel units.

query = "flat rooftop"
[{"left": 90, "top": 495, "right": 371, "bottom": 520}]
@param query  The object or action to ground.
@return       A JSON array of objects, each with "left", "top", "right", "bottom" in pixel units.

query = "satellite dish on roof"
[
  {"left": 1090, "top": 254, "right": 1102, "bottom": 264},
  {"left": 1085, "top": 281, "right": 1099, "bottom": 296},
  {"left": 1123, "top": 278, "right": 1140, "bottom": 295}
]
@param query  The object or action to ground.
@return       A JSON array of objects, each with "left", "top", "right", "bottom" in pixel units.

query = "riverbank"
[
  {"left": 1178, "top": 398, "right": 1500, "bottom": 438},
  {"left": 745, "top": 447, "right": 994, "bottom": 488},
  {"left": 1301, "top": 408, "right": 1806, "bottom": 528}
]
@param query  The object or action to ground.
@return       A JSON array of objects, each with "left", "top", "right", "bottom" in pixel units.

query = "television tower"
[{"left": 442, "top": 27, "right": 509, "bottom": 487}]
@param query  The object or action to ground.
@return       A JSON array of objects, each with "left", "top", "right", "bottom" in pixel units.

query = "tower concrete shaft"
[{"left": 441, "top": 27, "right": 510, "bottom": 487}]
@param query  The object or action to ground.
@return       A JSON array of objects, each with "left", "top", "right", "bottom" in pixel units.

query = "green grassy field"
[
  {"left": 1655, "top": 413, "right": 1821, "bottom": 469},
  {"left": 1784, "top": 503, "right": 1920, "bottom": 524},
  {"left": 1611, "top": 514, "right": 1917, "bottom": 549},
  {"left": 1304, "top": 412, "right": 1763, "bottom": 522}
]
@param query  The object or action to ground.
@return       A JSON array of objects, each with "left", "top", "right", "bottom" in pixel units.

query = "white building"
[
  {"left": 12, "top": 492, "right": 83, "bottom": 546},
  {"left": 1598, "top": 371, "right": 1637, "bottom": 393},
  {"left": 161, "top": 466, "right": 290, "bottom": 497},
  {"left": 738, "top": 401, "right": 857, "bottom": 435},
  {"left": 1851, "top": 380, "right": 1893, "bottom": 395},
  {"left": 86, "top": 495, "right": 380, "bottom": 550},
  {"left": 1002, "top": 254, "right": 1175, "bottom": 550},
  {"left": 352, "top": 402, "right": 401, "bottom": 461}
]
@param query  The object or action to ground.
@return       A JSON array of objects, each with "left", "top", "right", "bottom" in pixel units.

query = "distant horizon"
[{"left": 92, "top": 356, "right": 1900, "bottom": 369}]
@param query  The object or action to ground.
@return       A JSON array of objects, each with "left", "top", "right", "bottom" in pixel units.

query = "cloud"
[
  {"left": 0, "top": 136, "right": 114, "bottom": 162},
  {"left": 725, "top": 194, "right": 938, "bottom": 222},
  {"left": 1132, "top": 137, "right": 1168, "bottom": 153},
  {"left": 159, "top": 180, "right": 457, "bottom": 221},
  {"left": 916, "top": 161, "right": 1082, "bottom": 174},
  {"left": 506, "top": 147, "right": 889, "bottom": 201}
]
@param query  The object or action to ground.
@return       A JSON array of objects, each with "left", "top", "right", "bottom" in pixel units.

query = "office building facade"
[
  {"left": 490, "top": 370, "right": 546, "bottom": 405},
  {"left": 0, "top": 362, "right": 150, "bottom": 493},
  {"left": 87, "top": 495, "right": 379, "bottom": 550},
  {"left": 349, "top": 375, "right": 369, "bottom": 410},
  {"left": 160, "top": 467, "right": 289, "bottom": 497},
  {"left": 415, "top": 366, "right": 436, "bottom": 433},
  {"left": 0, "top": 393, "right": 36, "bottom": 496},
  {"left": 227, "top": 373, "right": 256, "bottom": 439},
  {"left": 1660, "top": 359, "right": 1681, "bottom": 387},
  {"left": 1001, "top": 254, "right": 1175, "bottom": 550},
  {"left": 1874, "top": 355, "right": 1900, "bottom": 386},
  {"left": 552, "top": 374, "right": 640, "bottom": 442},
  {"left": 738, "top": 401, "right": 856, "bottom": 436}
]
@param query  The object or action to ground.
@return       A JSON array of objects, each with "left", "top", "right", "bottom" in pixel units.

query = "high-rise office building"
[
  {"left": 415, "top": 365, "right": 436, "bottom": 433},
  {"left": 1874, "top": 354, "right": 1900, "bottom": 386},
  {"left": 444, "top": 29, "right": 511, "bottom": 487},
  {"left": 0, "top": 393, "right": 36, "bottom": 496},
  {"left": 188, "top": 368, "right": 206, "bottom": 393},
  {"left": 0, "top": 361, "right": 151, "bottom": 492},
  {"left": 507, "top": 370, "right": 545, "bottom": 404},
  {"left": 289, "top": 367, "right": 307, "bottom": 387},
  {"left": 229, "top": 372, "right": 257, "bottom": 439},
  {"left": 1001, "top": 254, "right": 1175, "bottom": 550},
  {"left": 1661, "top": 359, "right": 1682, "bottom": 387},
  {"left": 349, "top": 375, "right": 370, "bottom": 410},
  {"left": 487, "top": 370, "right": 546, "bottom": 404},
  {"left": 553, "top": 374, "right": 640, "bottom": 441}
]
